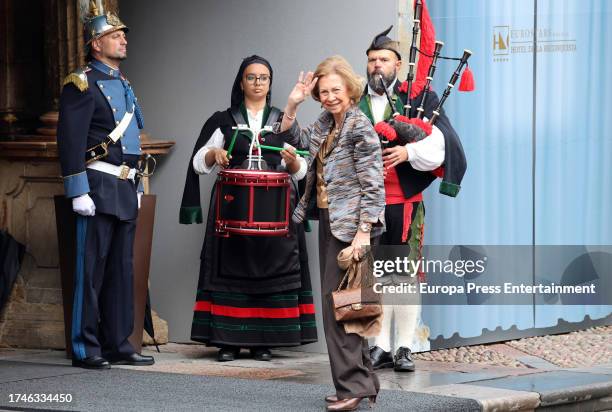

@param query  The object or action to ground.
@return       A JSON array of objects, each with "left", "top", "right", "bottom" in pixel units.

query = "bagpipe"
[{"left": 375, "top": 0, "right": 474, "bottom": 149}]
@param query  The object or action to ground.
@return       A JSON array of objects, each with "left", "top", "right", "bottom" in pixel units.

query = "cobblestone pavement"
[
  {"left": 413, "top": 344, "right": 527, "bottom": 368},
  {"left": 413, "top": 326, "right": 612, "bottom": 368},
  {"left": 506, "top": 325, "right": 612, "bottom": 368}
]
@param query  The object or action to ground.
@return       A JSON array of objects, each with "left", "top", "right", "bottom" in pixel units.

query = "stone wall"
[
  {"left": 0, "top": 158, "right": 169, "bottom": 350},
  {"left": 0, "top": 160, "right": 66, "bottom": 348}
]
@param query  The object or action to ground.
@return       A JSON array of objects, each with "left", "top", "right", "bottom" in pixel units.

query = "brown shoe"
[
  {"left": 326, "top": 397, "right": 364, "bottom": 411},
  {"left": 325, "top": 394, "right": 338, "bottom": 403}
]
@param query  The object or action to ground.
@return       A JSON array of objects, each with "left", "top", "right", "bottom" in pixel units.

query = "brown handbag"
[{"left": 332, "top": 247, "right": 382, "bottom": 322}]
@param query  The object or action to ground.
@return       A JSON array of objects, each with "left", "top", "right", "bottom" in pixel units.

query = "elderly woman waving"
[{"left": 280, "top": 56, "right": 386, "bottom": 411}]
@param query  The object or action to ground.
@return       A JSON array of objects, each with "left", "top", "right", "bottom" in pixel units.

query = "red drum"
[{"left": 215, "top": 169, "right": 291, "bottom": 236}]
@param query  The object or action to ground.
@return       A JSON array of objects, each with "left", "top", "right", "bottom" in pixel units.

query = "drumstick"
[
  {"left": 226, "top": 128, "right": 240, "bottom": 159},
  {"left": 256, "top": 129, "right": 310, "bottom": 156},
  {"left": 259, "top": 144, "right": 310, "bottom": 157}
]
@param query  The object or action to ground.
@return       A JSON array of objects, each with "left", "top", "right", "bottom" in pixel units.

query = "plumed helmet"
[{"left": 81, "top": 1, "right": 128, "bottom": 49}]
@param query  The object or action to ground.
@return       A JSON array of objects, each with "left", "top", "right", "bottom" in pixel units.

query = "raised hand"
[{"left": 287, "top": 71, "right": 318, "bottom": 108}]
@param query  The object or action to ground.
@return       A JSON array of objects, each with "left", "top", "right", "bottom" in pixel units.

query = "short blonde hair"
[{"left": 312, "top": 55, "right": 364, "bottom": 103}]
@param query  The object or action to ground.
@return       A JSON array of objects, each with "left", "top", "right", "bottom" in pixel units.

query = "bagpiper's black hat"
[{"left": 366, "top": 26, "right": 401, "bottom": 60}]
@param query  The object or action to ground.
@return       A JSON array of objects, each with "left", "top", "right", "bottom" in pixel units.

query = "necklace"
[{"left": 331, "top": 115, "right": 346, "bottom": 138}]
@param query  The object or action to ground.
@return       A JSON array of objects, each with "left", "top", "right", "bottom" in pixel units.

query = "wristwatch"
[{"left": 358, "top": 222, "right": 372, "bottom": 233}]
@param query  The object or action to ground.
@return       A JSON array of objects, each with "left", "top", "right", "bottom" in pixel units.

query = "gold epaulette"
[{"left": 62, "top": 67, "right": 90, "bottom": 92}]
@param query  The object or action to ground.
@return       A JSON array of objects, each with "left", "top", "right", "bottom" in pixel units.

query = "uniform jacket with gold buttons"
[
  {"left": 57, "top": 59, "right": 143, "bottom": 220},
  {"left": 284, "top": 106, "right": 386, "bottom": 243}
]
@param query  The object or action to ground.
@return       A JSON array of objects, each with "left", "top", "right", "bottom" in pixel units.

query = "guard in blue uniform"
[{"left": 56, "top": 2, "right": 154, "bottom": 369}]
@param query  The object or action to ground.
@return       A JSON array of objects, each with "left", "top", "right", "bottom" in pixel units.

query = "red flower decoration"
[
  {"left": 394, "top": 115, "right": 411, "bottom": 124},
  {"left": 374, "top": 121, "right": 397, "bottom": 141},
  {"left": 407, "top": 117, "right": 433, "bottom": 136}
]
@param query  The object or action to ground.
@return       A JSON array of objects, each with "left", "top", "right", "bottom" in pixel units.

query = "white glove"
[
  {"left": 72, "top": 194, "right": 96, "bottom": 216},
  {"left": 137, "top": 192, "right": 143, "bottom": 209}
]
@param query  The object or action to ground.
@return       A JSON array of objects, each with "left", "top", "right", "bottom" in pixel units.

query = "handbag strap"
[
  {"left": 354, "top": 260, "right": 364, "bottom": 287},
  {"left": 336, "top": 248, "right": 374, "bottom": 292},
  {"left": 336, "top": 270, "right": 350, "bottom": 292}
]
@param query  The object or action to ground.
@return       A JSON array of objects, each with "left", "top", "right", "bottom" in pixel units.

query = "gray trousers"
[{"left": 318, "top": 209, "right": 379, "bottom": 399}]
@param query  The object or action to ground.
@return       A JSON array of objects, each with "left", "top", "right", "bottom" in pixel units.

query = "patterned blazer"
[{"left": 284, "top": 106, "right": 385, "bottom": 243}]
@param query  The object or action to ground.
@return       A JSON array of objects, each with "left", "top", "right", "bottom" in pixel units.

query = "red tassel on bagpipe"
[
  {"left": 374, "top": 121, "right": 397, "bottom": 142},
  {"left": 458, "top": 65, "right": 475, "bottom": 92}
]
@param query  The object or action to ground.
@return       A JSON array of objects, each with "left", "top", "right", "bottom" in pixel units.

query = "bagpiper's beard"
[{"left": 367, "top": 70, "right": 396, "bottom": 95}]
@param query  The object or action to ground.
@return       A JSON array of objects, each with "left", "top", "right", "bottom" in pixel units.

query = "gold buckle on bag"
[{"left": 351, "top": 303, "right": 363, "bottom": 311}]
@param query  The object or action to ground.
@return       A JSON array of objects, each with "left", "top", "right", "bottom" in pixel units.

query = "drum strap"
[
  {"left": 228, "top": 106, "right": 282, "bottom": 170},
  {"left": 229, "top": 106, "right": 282, "bottom": 128},
  {"left": 230, "top": 106, "right": 247, "bottom": 127},
  {"left": 265, "top": 107, "right": 281, "bottom": 126}
]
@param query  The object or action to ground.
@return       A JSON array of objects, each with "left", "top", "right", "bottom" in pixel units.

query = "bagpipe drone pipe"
[
  {"left": 375, "top": 0, "right": 474, "bottom": 147},
  {"left": 372, "top": 0, "right": 472, "bottom": 197}
]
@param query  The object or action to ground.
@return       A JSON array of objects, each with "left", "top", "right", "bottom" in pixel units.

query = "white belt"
[
  {"left": 109, "top": 106, "right": 135, "bottom": 143},
  {"left": 87, "top": 160, "right": 137, "bottom": 181}
]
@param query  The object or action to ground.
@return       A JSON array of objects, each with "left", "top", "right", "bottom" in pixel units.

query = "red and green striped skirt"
[{"left": 191, "top": 289, "right": 317, "bottom": 347}]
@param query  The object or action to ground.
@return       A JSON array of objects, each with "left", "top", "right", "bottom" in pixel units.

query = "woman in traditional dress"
[{"left": 179, "top": 55, "right": 317, "bottom": 362}]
